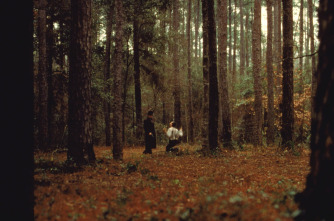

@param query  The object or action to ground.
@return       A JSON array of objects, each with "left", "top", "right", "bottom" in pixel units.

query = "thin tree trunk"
[
  {"left": 232, "top": 0, "right": 237, "bottom": 95},
  {"left": 252, "top": 0, "right": 263, "bottom": 146},
  {"left": 239, "top": 0, "right": 245, "bottom": 77},
  {"left": 281, "top": 0, "right": 294, "bottom": 149},
  {"left": 296, "top": 2, "right": 334, "bottom": 219},
  {"left": 308, "top": 0, "right": 316, "bottom": 115},
  {"left": 228, "top": 0, "right": 232, "bottom": 76},
  {"left": 173, "top": 0, "right": 182, "bottom": 129},
  {"left": 206, "top": 0, "right": 219, "bottom": 151},
  {"left": 245, "top": 6, "right": 250, "bottom": 68},
  {"left": 298, "top": 0, "right": 304, "bottom": 143},
  {"left": 104, "top": 2, "right": 113, "bottom": 147},
  {"left": 187, "top": 0, "right": 194, "bottom": 143},
  {"left": 133, "top": 1, "right": 143, "bottom": 141},
  {"left": 37, "top": 0, "right": 48, "bottom": 151},
  {"left": 112, "top": 0, "right": 124, "bottom": 160},
  {"left": 201, "top": 0, "right": 209, "bottom": 148},
  {"left": 266, "top": 0, "right": 275, "bottom": 145},
  {"left": 68, "top": 0, "right": 95, "bottom": 163},
  {"left": 218, "top": 0, "right": 232, "bottom": 148}
]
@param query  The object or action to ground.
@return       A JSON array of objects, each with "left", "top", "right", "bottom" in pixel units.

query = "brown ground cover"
[{"left": 34, "top": 144, "right": 310, "bottom": 220}]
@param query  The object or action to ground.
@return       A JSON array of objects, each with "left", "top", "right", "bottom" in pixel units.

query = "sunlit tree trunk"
[
  {"left": 296, "top": 2, "right": 334, "bottom": 219},
  {"left": 103, "top": 2, "right": 113, "bottom": 147},
  {"left": 112, "top": 0, "right": 124, "bottom": 160},
  {"left": 267, "top": 0, "right": 275, "bottom": 145},
  {"left": 68, "top": 0, "right": 95, "bottom": 164},
  {"left": 232, "top": 1, "right": 237, "bottom": 95},
  {"left": 281, "top": 0, "right": 294, "bottom": 149},
  {"left": 252, "top": 0, "right": 263, "bottom": 146},
  {"left": 218, "top": 0, "right": 232, "bottom": 148},
  {"left": 228, "top": 0, "right": 232, "bottom": 76},
  {"left": 308, "top": 0, "right": 316, "bottom": 115},
  {"left": 187, "top": 0, "right": 194, "bottom": 143},
  {"left": 37, "top": 0, "right": 48, "bottom": 151}
]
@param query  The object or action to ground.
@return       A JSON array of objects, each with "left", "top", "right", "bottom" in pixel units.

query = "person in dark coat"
[{"left": 143, "top": 110, "right": 156, "bottom": 154}]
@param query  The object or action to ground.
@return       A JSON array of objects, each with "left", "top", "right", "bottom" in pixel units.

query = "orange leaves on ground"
[{"left": 34, "top": 145, "right": 310, "bottom": 220}]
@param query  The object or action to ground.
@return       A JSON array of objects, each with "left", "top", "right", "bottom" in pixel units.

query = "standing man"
[{"left": 143, "top": 110, "right": 156, "bottom": 154}]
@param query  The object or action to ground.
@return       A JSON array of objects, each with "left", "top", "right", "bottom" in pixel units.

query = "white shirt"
[{"left": 166, "top": 127, "right": 183, "bottom": 140}]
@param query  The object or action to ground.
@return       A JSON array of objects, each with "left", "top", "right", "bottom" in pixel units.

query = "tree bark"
[
  {"left": 112, "top": 0, "right": 124, "bottom": 160},
  {"left": 133, "top": 1, "right": 143, "bottom": 141},
  {"left": 104, "top": 2, "right": 114, "bottom": 147},
  {"left": 308, "top": 0, "right": 316, "bottom": 117},
  {"left": 252, "top": 0, "right": 263, "bottom": 146},
  {"left": 187, "top": 0, "right": 194, "bottom": 143},
  {"left": 239, "top": 0, "right": 245, "bottom": 77},
  {"left": 218, "top": 0, "right": 232, "bottom": 148},
  {"left": 266, "top": 0, "right": 275, "bottom": 145},
  {"left": 201, "top": 0, "right": 209, "bottom": 147},
  {"left": 173, "top": 0, "right": 182, "bottom": 129},
  {"left": 37, "top": 0, "right": 48, "bottom": 151},
  {"left": 281, "top": 0, "right": 294, "bottom": 149},
  {"left": 295, "top": 1, "right": 334, "bottom": 219},
  {"left": 206, "top": 0, "right": 219, "bottom": 151},
  {"left": 68, "top": 0, "right": 95, "bottom": 164}
]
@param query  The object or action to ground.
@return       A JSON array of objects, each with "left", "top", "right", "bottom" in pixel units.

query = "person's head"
[
  {"left": 147, "top": 110, "right": 154, "bottom": 118},
  {"left": 170, "top": 121, "right": 176, "bottom": 127}
]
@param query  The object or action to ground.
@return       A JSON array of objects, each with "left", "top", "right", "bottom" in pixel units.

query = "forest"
[{"left": 3, "top": 0, "right": 333, "bottom": 220}]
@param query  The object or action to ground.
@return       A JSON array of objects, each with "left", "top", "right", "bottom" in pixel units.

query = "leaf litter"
[{"left": 34, "top": 144, "right": 310, "bottom": 220}]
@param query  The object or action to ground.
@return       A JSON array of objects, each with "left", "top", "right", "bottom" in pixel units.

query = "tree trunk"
[
  {"left": 239, "top": 0, "right": 245, "bottom": 77},
  {"left": 245, "top": 5, "right": 250, "bottom": 68},
  {"left": 281, "top": 0, "right": 294, "bottom": 149},
  {"left": 201, "top": 0, "right": 209, "bottom": 148},
  {"left": 298, "top": 0, "right": 305, "bottom": 144},
  {"left": 187, "top": 0, "right": 194, "bottom": 143},
  {"left": 112, "top": 0, "right": 124, "bottom": 160},
  {"left": 232, "top": 1, "right": 237, "bottom": 95},
  {"left": 218, "top": 0, "right": 232, "bottom": 148},
  {"left": 133, "top": 1, "right": 143, "bottom": 141},
  {"left": 228, "top": 0, "right": 232, "bottom": 76},
  {"left": 252, "top": 0, "right": 263, "bottom": 146},
  {"left": 37, "top": 0, "right": 48, "bottom": 151},
  {"left": 206, "top": 0, "right": 219, "bottom": 151},
  {"left": 68, "top": 0, "right": 95, "bottom": 164},
  {"left": 173, "top": 0, "right": 182, "bottom": 129},
  {"left": 266, "top": 0, "right": 275, "bottom": 145},
  {"left": 308, "top": 0, "right": 316, "bottom": 117},
  {"left": 104, "top": 2, "right": 113, "bottom": 147},
  {"left": 295, "top": 2, "right": 334, "bottom": 219}
]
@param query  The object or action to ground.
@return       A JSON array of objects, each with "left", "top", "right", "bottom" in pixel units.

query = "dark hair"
[
  {"left": 171, "top": 121, "right": 176, "bottom": 127},
  {"left": 147, "top": 110, "right": 154, "bottom": 116}
]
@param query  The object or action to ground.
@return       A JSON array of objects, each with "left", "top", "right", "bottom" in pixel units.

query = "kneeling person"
[{"left": 164, "top": 121, "right": 183, "bottom": 153}]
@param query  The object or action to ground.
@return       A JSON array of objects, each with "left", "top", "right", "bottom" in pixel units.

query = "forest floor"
[{"left": 34, "top": 144, "right": 310, "bottom": 221}]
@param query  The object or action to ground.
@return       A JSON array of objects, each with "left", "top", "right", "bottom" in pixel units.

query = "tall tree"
[
  {"left": 68, "top": 0, "right": 96, "bottom": 163},
  {"left": 37, "top": 0, "right": 48, "bottom": 150},
  {"left": 308, "top": 0, "right": 316, "bottom": 112},
  {"left": 296, "top": 1, "right": 334, "bottom": 219},
  {"left": 173, "top": 0, "right": 182, "bottom": 128},
  {"left": 228, "top": 0, "right": 232, "bottom": 76},
  {"left": 274, "top": 0, "right": 282, "bottom": 95},
  {"left": 205, "top": 0, "right": 219, "bottom": 150},
  {"left": 112, "top": 0, "right": 125, "bottom": 160},
  {"left": 103, "top": 1, "right": 114, "bottom": 146},
  {"left": 281, "top": 0, "right": 294, "bottom": 149},
  {"left": 232, "top": 0, "right": 237, "bottom": 92},
  {"left": 133, "top": 0, "right": 143, "bottom": 140},
  {"left": 252, "top": 0, "right": 263, "bottom": 146},
  {"left": 239, "top": 0, "right": 245, "bottom": 77},
  {"left": 298, "top": 0, "right": 305, "bottom": 143},
  {"left": 266, "top": 0, "right": 275, "bottom": 145},
  {"left": 201, "top": 0, "right": 209, "bottom": 147},
  {"left": 187, "top": 0, "right": 194, "bottom": 143},
  {"left": 218, "top": 0, "right": 232, "bottom": 148}
]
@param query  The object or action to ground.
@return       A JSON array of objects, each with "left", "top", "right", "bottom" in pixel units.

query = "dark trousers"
[{"left": 166, "top": 140, "right": 180, "bottom": 152}]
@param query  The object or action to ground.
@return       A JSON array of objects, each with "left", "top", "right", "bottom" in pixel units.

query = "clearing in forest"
[{"left": 34, "top": 145, "right": 310, "bottom": 221}]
